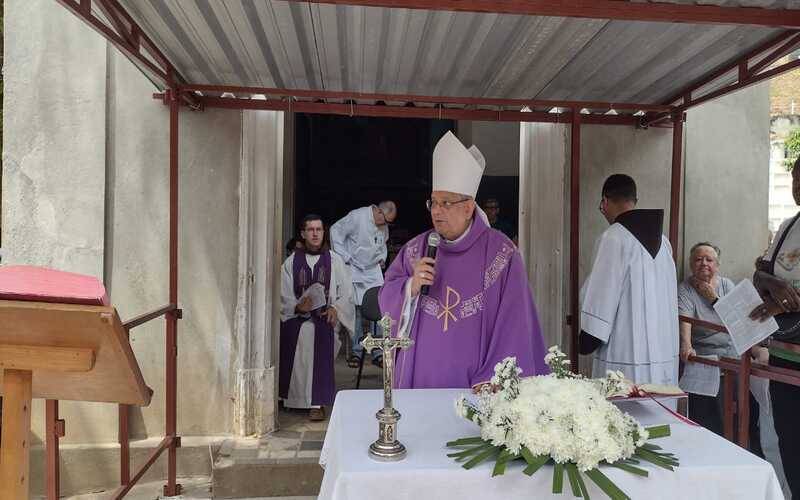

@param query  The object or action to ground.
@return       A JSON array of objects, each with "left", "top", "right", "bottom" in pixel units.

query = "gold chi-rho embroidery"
[{"left": 437, "top": 286, "right": 461, "bottom": 332}]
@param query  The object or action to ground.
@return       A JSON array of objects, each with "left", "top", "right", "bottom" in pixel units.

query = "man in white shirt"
[
  {"left": 330, "top": 201, "right": 397, "bottom": 367},
  {"left": 580, "top": 174, "right": 679, "bottom": 385}
]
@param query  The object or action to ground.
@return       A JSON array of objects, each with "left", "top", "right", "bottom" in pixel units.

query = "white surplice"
[
  {"left": 329, "top": 206, "right": 388, "bottom": 304},
  {"left": 280, "top": 251, "right": 354, "bottom": 409},
  {"left": 580, "top": 224, "right": 679, "bottom": 385}
]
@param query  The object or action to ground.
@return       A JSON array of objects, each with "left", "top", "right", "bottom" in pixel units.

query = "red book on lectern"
[{"left": 0, "top": 265, "right": 109, "bottom": 306}]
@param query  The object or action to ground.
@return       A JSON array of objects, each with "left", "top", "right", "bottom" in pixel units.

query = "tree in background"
[{"left": 785, "top": 128, "right": 800, "bottom": 170}]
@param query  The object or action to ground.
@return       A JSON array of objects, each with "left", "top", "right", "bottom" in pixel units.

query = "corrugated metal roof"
[{"left": 118, "top": 0, "right": 794, "bottom": 106}]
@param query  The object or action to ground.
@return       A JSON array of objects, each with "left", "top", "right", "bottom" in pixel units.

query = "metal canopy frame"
[
  {"left": 37, "top": 0, "right": 800, "bottom": 498},
  {"left": 293, "top": 0, "right": 800, "bottom": 27}
]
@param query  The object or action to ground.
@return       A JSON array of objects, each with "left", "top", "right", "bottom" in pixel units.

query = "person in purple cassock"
[
  {"left": 379, "top": 131, "right": 549, "bottom": 390},
  {"left": 280, "top": 214, "right": 354, "bottom": 421}
]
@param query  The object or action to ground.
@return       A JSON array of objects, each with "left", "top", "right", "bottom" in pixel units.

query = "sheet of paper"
[
  {"left": 301, "top": 283, "right": 328, "bottom": 311},
  {"left": 713, "top": 279, "right": 778, "bottom": 355},
  {"left": 679, "top": 355, "right": 720, "bottom": 397}
]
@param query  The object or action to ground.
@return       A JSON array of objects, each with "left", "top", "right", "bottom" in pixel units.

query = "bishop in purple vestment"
[{"left": 379, "top": 132, "right": 549, "bottom": 389}]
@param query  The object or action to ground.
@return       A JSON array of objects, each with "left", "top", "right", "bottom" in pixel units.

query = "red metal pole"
[
  {"left": 163, "top": 88, "right": 181, "bottom": 497},
  {"left": 45, "top": 400, "right": 61, "bottom": 500},
  {"left": 669, "top": 113, "right": 684, "bottom": 258},
  {"left": 119, "top": 404, "right": 130, "bottom": 486},
  {"left": 182, "top": 84, "right": 672, "bottom": 113},
  {"left": 119, "top": 324, "right": 131, "bottom": 487},
  {"left": 113, "top": 437, "right": 173, "bottom": 499},
  {"left": 196, "top": 95, "right": 651, "bottom": 126},
  {"left": 569, "top": 111, "right": 581, "bottom": 373},
  {"left": 723, "top": 371, "right": 736, "bottom": 441},
  {"left": 737, "top": 352, "right": 753, "bottom": 449},
  {"left": 291, "top": 0, "right": 800, "bottom": 27}
]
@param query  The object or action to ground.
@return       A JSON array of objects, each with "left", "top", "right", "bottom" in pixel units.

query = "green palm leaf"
[
  {"left": 553, "top": 463, "right": 565, "bottom": 494},
  {"left": 462, "top": 446, "right": 500, "bottom": 470},
  {"left": 585, "top": 468, "right": 631, "bottom": 500},
  {"left": 565, "top": 463, "right": 582, "bottom": 497}
]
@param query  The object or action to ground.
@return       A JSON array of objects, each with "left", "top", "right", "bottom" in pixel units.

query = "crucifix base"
[{"left": 368, "top": 407, "right": 406, "bottom": 461}]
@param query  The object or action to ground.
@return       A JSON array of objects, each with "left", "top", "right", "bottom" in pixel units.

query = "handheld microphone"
[{"left": 421, "top": 232, "right": 441, "bottom": 296}]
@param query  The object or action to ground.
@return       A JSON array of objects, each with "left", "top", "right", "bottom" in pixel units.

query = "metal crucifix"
[{"left": 361, "top": 314, "right": 414, "bottom": 461}]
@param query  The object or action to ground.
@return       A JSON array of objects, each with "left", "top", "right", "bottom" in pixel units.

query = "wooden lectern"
[{"left": 0, "top": 267, "right": 150, "bottom": 500}]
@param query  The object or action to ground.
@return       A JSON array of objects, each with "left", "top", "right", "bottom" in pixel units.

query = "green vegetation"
[{"left": 785, "top": 127, "right": 800, "bottom": 170}]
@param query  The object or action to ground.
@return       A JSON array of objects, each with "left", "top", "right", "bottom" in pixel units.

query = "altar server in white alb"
[
  {"left": 330, "top": 201, "right": 397, "bottom": 366},
  {"left": 579, "top": 174, "right": 679, "bottom": 385}
]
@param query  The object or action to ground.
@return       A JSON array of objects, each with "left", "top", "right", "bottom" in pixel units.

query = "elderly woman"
[
  {"left": 678, "top": 242, "right": 763, "bottom": 455},
  {"left": 751, "top": 158, "right": 800, "bottom": 497}
]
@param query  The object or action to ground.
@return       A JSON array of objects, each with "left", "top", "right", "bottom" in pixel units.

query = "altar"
[{"left": 319, "top": 389, "right": 783, "bottom": 500}]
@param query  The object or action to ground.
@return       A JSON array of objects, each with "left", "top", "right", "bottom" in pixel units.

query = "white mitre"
[{"left": 432, "top": 131, "right": 485, "bottom": 198}]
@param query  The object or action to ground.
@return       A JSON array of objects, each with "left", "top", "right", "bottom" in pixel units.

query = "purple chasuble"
[
  {"left": 379, "top": 214, "right": 549, "bottom": 389},
  {"left": 279, "top": 250, "right": 336, "bottom": 406}
]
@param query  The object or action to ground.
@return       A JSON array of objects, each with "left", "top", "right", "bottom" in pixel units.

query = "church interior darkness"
[{"left": 293, "top": 114, "right": 519, "bottom": 266}]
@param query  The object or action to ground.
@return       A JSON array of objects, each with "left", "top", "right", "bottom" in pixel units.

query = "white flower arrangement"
[
  {"left": 543, "top": 346, "right": 634, "bottom": 399},
  {"left": 447, "top": 348, "right": 677, "bottom": 500}
]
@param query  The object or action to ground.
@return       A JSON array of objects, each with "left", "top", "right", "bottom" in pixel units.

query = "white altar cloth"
[{"left": 319, "top": 389, "right": 783, "bottom": 500}]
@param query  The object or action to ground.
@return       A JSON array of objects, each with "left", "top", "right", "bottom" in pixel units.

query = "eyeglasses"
[{"left": 426, "top": 198, "right": 470, "bottom": 211}]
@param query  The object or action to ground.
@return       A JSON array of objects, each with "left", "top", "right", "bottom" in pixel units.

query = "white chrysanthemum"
[
  {"left": 465, "top": 360, "right": 645, "bottom": 472},
  {"left": 455, "top": 397, "right": 468, "bottom": 418}
]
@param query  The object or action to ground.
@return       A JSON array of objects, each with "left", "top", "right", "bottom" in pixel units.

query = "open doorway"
[
  {"left": 291, "top": 115, "right": 521, "bottom": 258},
  {"left": 293, "top": 114, "right": 454, "bottom": 262},
  {"left": 278, "top": 114, "right": 456, "bottom": 427},
  {"left": 278, "top": 114, "right": 521, "bottom": 428}
]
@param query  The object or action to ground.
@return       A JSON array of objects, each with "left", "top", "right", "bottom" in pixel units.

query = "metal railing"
[
  {"left": 679, "top": 315, "right": 800, "bottom": 448},
  {"left": 44, "top": 303, "right": 181, "bottom": 500}
]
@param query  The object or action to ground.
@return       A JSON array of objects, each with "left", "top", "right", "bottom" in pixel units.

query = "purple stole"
[{"left": 279, "top": 250, "right": 336, "bottom": 406}]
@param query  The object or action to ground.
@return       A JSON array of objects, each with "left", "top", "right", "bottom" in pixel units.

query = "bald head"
[{"left": 378, "top": 201, "right": 397, "bottom": 223}]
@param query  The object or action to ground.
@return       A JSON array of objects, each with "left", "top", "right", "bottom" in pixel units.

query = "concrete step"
[
  {"left": 211, "top": 429, "right": 326, "bottom": 499},
  {"left": 29, "top": 436, "right": 220, "bottom": 497},
  {"left": 39, "top": 476, "right": 316, "bottom": 499}
]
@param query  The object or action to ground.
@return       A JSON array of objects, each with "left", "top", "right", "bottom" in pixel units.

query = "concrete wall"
[
  {"left": 106, "top": 46, "right": 242, "bottom": 441},
  {"left": 519, "top": 88, "right": 769, "bottom": 355},
  {"left": 4, "top": 1, "right": 243, "bottom": 492},
  {"left": 519, "top": 123, "right": 569, "bottom": 350},
  {"left": 4, "top": 0, "right": 114, "bottom": 446},
  {"left": 519, "top": 122, "right": 673, "bottom": 352},
  {"left": 458, "top": 121, "right": 520, "bottom": 176},
  {"left": 234, "top": 110, "right": 285, "bottom": 436},
  {"left": 3, "top": 0, "right": 107, "bottom": 281},
  {"left": 472, "top": 122, "right": 521, "bottom": 176},
  {"left": 578, "top": 125, "right": 674, "bottom": 282},
  {"left": 683, "top": 83, "right": 771, "bottom": 283}
]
